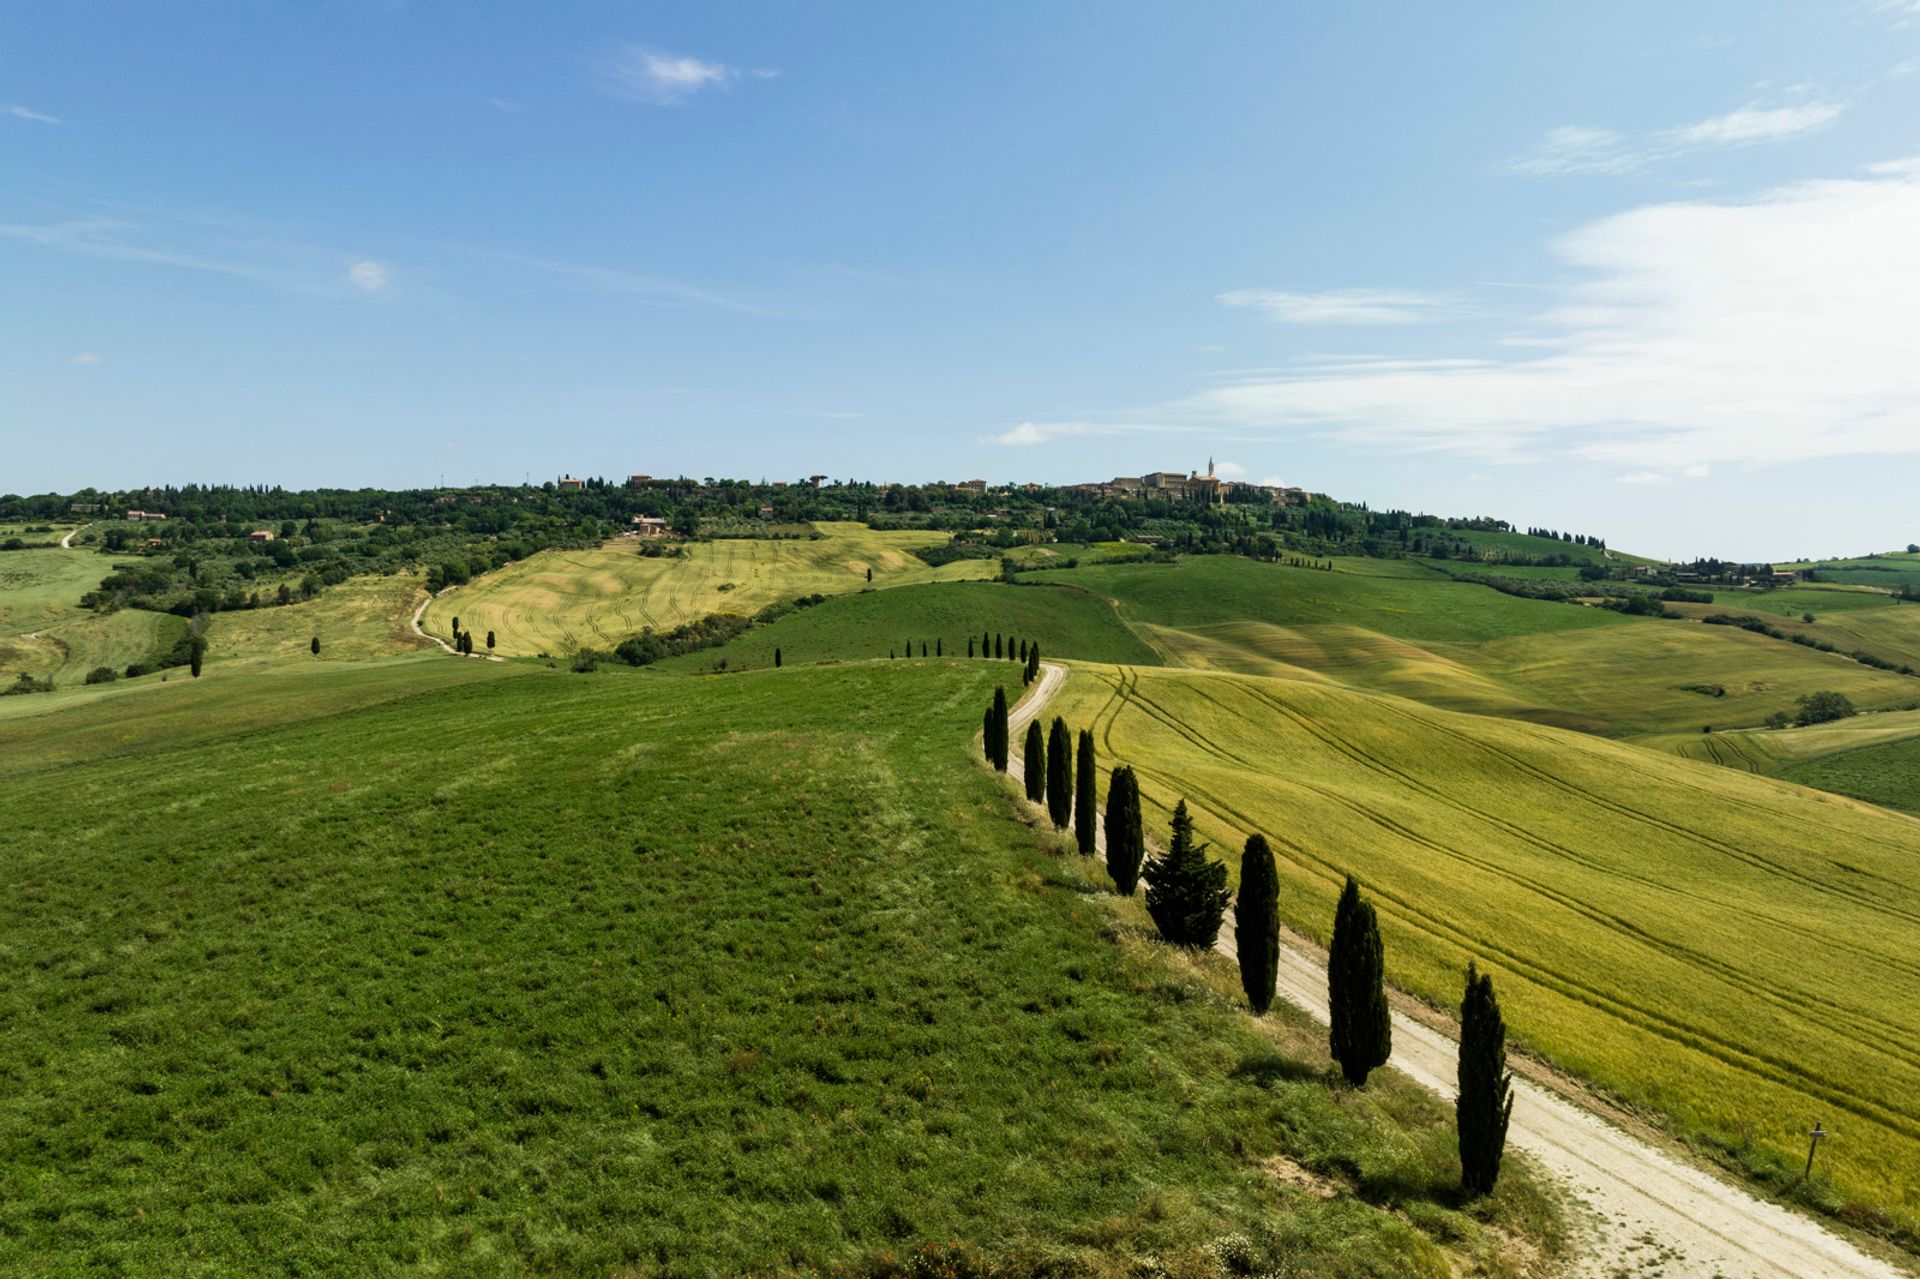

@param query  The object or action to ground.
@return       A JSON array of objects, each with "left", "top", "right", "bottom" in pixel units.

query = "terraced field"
[
  {"left": 1044, "top": 661, "right": 1920, "bottom": 1232},
  {"left": 423, "top": 523, "right": 997, "bottom": 656}
]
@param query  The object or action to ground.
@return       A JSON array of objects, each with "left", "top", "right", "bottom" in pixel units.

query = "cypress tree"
[
  {"left": 1023, "top": 721, "right": 1046, "bottom": 803},
  {"left": 1235, "top": 834, "right": 1280, "bottom": 1015},
  {"left": 486, "top": 630, "right": 495, "bottom": 651},
  {"left": 936, "top": 638, "right": 942, "bottom": 657},
  {"left": 774, "top": 647, "right": 782, "bottom": 667},
  {"left": 1104, "top": 766, "right": 1145, "bottom": 894},
  {"left": 1019, "top": 639, "right": 1028, "bottom": 662},
  {"left": 995, "top": 634, "right": 1003, "bottom": 659},
  {"left": 189, "top": 634, "right": 206, "bottom": 678},
  {"left": 1458, "top": 962, "right": 1514, "bottom": 1196},
  {"left": 1145, "top": 801, "right": 1230, "bottom": 946},
  {"left": 1074, "top": 729, "right": 1096, "bottom": 855},
  {"left": 981, "top": 630, "right": 989, "bottom": 656},
  {"left": 988, "top": 686, "right": 1009, "bottom": 771},
  {"left": 1328, "top": 875, "right": 1392, "bottom": 1086},
  {"left": 968, "top": 636, "right": 975, "bottom": 657},
  {"left": 310, "top": 635, "right": 320, "bottom": 656},
  {"left": 1046, "top": 717, "right": 1072, "bottom": 829},
  {"left": 451, "top": 615, "right": 460, "bottom": 635}
]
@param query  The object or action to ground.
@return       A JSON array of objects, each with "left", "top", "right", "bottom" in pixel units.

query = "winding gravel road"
[{"left": 1007, "top": 661, "right": 1906, "bottom": 1279}]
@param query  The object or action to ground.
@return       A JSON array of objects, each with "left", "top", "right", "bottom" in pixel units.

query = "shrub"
[
  {"left": 84, "top": 666, "right": 118, "bottom": 685},
  {"left": 1795, "top": 690, "right": 1857, "bottom": 726},
  {"left": 1144, "top": 800, "right": 1230, "bottom": 948}
]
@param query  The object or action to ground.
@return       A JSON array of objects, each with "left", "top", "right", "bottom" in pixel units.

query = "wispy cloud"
[
  {"left": 1212, "top": 460, "right": 1247, "bottom": 477},
  {"left": 0, "top": 217, "right": 266, "bottom": 280},
  {"left": 1216, "top": 288, "right": 1460, "bottom": 325},
  {"left": 504, "top": 253, "right": 783, "bottom": 316},
  {"left": 66, "top": 351, "right": 103, "bottom": 365},
  {"left": 985, "top": 421, "right": 1191, "bottom": 447},
  {"left": 1189, "top": 160, "right": 1920, "bottom": 470},
  {"left": 597, "top": 45, "right": 775, "bottom": 105},
  {"left": 8, "top": 104, "right": 60, "bottom": 125},
  {"left": 347, "top": 259, "right": 389, "bottom": 292},
  {"left": 1498, "top": 100, "right": 1844, "bottom": 176}
]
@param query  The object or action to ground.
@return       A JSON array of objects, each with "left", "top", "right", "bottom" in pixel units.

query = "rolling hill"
[
  {"left": 1039, "top": 660, "right": 1920, "bottom": 1234},
  {"left": 0, "top": 656, "right": 1557, "bottom": 1275}
]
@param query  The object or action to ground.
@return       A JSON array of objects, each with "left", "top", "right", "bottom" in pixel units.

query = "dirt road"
[
  {"left": 1009, "top": 661, "right": 1905, "bottom": 1279},
  {"left": 410, "top": 586, "right": 501, "bottom": 661},
  {"left": 59, "top": 524, "right": 87, "bottom": 549}
]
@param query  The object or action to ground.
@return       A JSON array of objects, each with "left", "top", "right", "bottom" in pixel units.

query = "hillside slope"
[
  {"left": 0, "top": 659, "right": 1558, "bottom": 1275},
  {"left": 1044, "top": 661, "right": 1920, "bottom": 1235}
]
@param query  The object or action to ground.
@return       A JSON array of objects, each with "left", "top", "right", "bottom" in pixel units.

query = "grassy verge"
[{"left": 0, "top": 660, "right": 1561, "bottom": 1276}]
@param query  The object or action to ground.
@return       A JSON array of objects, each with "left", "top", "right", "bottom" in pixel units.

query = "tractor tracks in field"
[{"left": 1006, "top": 661, "right": 1909, "bottom": 1279}]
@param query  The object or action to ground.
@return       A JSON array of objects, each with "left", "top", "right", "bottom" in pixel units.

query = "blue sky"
[{"left": 7, "top": 2, "right": 1920, "bottom": 559}]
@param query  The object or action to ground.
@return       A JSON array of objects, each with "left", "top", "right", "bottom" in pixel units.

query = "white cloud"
[
  {"left": 597, "top": 45, "right": 772, "bottom": 105},
  {"left": 8, "top": 104, "right": 60, "bottom": 125},
  {"left": 1211, "top": 460, "right": 1247, "bottom": 477},
  {"left": 66, "top": 351, "right": 103, "bottom": 365},
  {"left": 985, "top": 421, "right": 1190, "bottom": 447},
  {"left": 1218, "top": 287, "right": 1457, "bottom": 325},
  {"left": 347, "top": 259, "right": 389, "bottom": 292},
  {"left": 1498, "top": 100, "right": 1843, "bottom": 176},
  {"left": 1682, "top": 462, "right": 1712, "bottom": 478},
  {"left": 0, "top": 217, "right": 264, "bottom": 279},
  {"left": 1189, "top": 160, "right": 1920, "bottom": 470},
  {"left": 1259, "top": 475, "right": 1288, "bottom": 488}
]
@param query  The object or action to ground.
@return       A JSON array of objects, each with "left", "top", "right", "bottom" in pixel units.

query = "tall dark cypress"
[
  {"left": 1104, "top": 766, "right": 1145, "bottom": 894},
  {"left": 988, "top": 686, "right": 1009, "bottom": 771},
  {"left": 968, "top": 636, "right": 975, "bottom": 657},
  {"left": 1328, "top": 875, "right": 1392, "bottom": 1086},
  {"left": 936, "top": 638, "right": 942, "bottom": 657},
  {"left": 921, "top": 641, "right": 927, "bottom": 657},
  {"left": 995, "top": 634, "right": 1003, "bottom": 659},
  {"left": 1235, "top": 834, "right": 1280, "bottom": 1015},
  {"left": 1144, "top": 800, "right": 1231, "bottom": 947},
  {"left": 1023, "top": 720, "right": 1046, "bottom": 803},
  {"left": 1018, "top": 639, "right": 1028, "bottom": 662},
  {"left": 1457, "top": 962, "right": 1514, "bottom": 1196},
  {"left": 774, "top": 647, "right": 782, "bottom": 667},
  {"left": 1046, "top": 717, "right": 1072, "bottom": 830},
  {"left": 1074, "top": 730, "right": 1096, "bottom": 855}
]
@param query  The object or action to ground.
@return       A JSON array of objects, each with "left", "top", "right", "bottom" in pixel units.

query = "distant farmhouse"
[
  {"left": 557, "top": 475, "right": 585, "bottom": 491},
  {"left": 125, "top": 509, "right": 167, "bottom": 521}
]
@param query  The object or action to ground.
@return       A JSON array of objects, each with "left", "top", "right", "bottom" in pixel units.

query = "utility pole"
[{"left": 1804, "top": 1122, "right": 1828, "bottom": 1181}]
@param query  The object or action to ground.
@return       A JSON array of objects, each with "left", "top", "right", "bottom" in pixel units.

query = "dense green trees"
[
  {"left": 985, "top": 687, "right": 1009, "bottom": 771},
  {"left": 1046, "top": 718, "right": 1072, "bottom": 829},
  {"left": 1024, "top": 721, "right": 1046, "bottom": 802},
  {"left": 1144, "top": 800, "right": 1230, "bottom": 947},
  {"left": 1104, "top": 766, "right": 1144, "bottom": 895},
  {"left": 1328, "top": 876, "right": 1392, "bottom": 1086},
  {"left": 1457, "top": 962, "right": 1514, "bottom": 1195},
  {"left": 1796, "top": 690, "right": 1857, "bottom": 726},
  {"left": 1074, "top": 730, "right": 1096, "bottom": 855},
  {"left": 1235, "top": 834, "right": 1279, "bottom": 1014}
]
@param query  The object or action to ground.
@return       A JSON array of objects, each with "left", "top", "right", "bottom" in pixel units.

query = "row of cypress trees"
[{"left": 979, "top": 680, "right": 1513, "bottom": 1195}]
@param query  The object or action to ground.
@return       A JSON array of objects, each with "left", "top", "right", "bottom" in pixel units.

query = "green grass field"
[
  {"left": 1777, "top": 734, "right": 1920, "bottom": 814},
  {"left": 1029, "top": 556, "right": 1920, "bottom": 733},
  {"left": 1779, "top": 551, "right": 1920, "bottom": 592},
  {"left": 1044, "top": 662, "right": 1920, "bottom": 1235},
  {"left": 0, "top": 658, "right": 1559, "bottom": 1276},
  {"left": 656, "top": 580, "right": 1163, "bottom": 672},
  {"left": 0, "top": 544, "right": 192, "bottom": 686},
  {"left": 423, "top": 523, "right": 998, "bottom": 657}
]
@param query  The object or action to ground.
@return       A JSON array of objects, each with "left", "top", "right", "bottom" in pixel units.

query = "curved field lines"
[
  {"left": 1047, "top": 661, "right": 1920, "bottom": 1227},
  {"left": 424, "top": 523, "right": 998, "bottom": 657}
]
